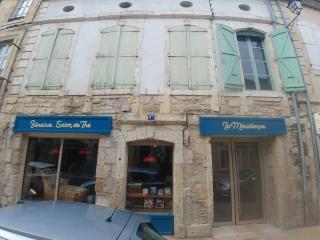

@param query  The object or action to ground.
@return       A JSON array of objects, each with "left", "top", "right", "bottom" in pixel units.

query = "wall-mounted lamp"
[{"left": 287, "top": 0, "right": 302, "bottom": 14}]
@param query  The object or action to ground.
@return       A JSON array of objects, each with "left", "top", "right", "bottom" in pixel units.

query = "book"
[
  {"left": 142, "top": 188, "right": 148, "bottom": 196},
  {"left": 157, "top": 188, "right": 164, "bottom": 196},
  {"left": 144, "top": 198, "right": 153, "bottom": 208},
  {"left": 155, "top": 199, "right": 164, "bottom": 208},
  {"left": 148, "top": 186, "right": 157, "bottom": 196},
  {"left": 164, "top": 186, "right": 171, "bottom": 196}
]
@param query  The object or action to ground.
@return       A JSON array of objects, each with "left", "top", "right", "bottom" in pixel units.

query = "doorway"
[{"left": 212, "top": 140, "right": 263, "bottom": 225}]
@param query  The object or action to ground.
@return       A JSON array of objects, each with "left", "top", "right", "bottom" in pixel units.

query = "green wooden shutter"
[
  {"left": 217, "top": 24, "right": 244, "bottom": 89},
  {"left": 94, "top": 26, "right": 118, "bottom": 89},
  {"left": 189, "top": 26, "right": 211, "bottom": 89},
  {"left": 115, "top": 25, "right": 139, "bottom": 89},
  {"left": 45, "top": 29, "right": 75, "bottom": 89},
  {"left": 169, "top": 26, "right": 188, "bottom": 89},
  {"left": 270, "top": 28, "right": 305, "bottom": 92},
  {"left": 27, "top": 30, "right": 56, "bottom": 89}
]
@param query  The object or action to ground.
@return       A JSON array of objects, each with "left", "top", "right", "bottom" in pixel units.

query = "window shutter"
[
  {"left": 189, "top": 26, "right": 211, "bottom": 89},
  {"left": 115, "top": 25, "right": 139, "bottom": 89},
  {"left": 270, "top": 28, "right": 305, "bottom": 92},
  {"left": 45, "top": 29, "right": 74, "bottom": 89},
  {"left": 169, "top": 26, "right": 188, "bottom": 89},
  {"left": 27, "top": 30, "right": 56, "bottom": 89},
  {"left": 217, "top": 24, "right": 244, "bottom": 89},
  {"left": 94, "top": 26, "right": 118, "bottom": 89}
]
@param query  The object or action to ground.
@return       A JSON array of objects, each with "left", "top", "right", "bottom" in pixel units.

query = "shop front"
[
  {"left": 126, "top": 140, "right": 174, "bottom": 235},
  {"left": 13, "top": 115, "right": 112, "bottom": 204},
  {"left": 200, "top": 116, "right": 287, "bottom": 226}
]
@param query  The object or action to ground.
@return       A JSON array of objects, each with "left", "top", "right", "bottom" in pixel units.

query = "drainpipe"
[
  {"left": 275, "top": 0, "right": 320, "bottom": 226},
  {"left": 265, "top": 0, "right": 309, "bottom": 226}
]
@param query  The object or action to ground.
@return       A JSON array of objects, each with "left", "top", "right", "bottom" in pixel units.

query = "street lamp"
[{"left": 287, "top": 0, "right": 303, "bottom": 14}]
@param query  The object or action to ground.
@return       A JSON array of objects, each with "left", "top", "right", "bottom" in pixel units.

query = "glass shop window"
[
  {"left": 22, "top": 138, "right": 99, "bottom": 203},
  {"left": 126, "top": 144, "right": 173, "bottom": 213}
]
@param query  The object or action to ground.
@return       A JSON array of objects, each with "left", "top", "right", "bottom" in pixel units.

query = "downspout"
[
  {"left": 275, "top": 0, "right": 320, "bottom": 226},
  {"left": 265, "top": 0, "right": 309, "bottom": 226}
]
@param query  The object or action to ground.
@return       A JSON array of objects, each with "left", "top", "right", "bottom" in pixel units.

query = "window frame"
[
  {"left": 168, "top": 24, "right": 212, "bottom": 90},
  {"left": 0, "top": 42, "right": 11, "bottom": 77},
  {"left": 93, "top": 25, "right": 139, "bottom": 90},
  {"left": 26, "top": 28, "right": 75, "bottom": 91},
  {"left": 237, "top": 34, "right": 274, "bottom": 91},
  {"left": 9, "top": 0, "right": 33, "bottom": 21}
]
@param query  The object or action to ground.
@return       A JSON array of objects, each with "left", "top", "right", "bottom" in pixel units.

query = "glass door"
[
  {"left": 233, "top": 142, "right": 263, "bottom": 223},
  {"left": 213, "top": 140, "right": 263, "bottom": 225}
]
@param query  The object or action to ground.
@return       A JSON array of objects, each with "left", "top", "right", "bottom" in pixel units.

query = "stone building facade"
[{"left": 0, "top": 0, "right": 320, "bottom": 238}]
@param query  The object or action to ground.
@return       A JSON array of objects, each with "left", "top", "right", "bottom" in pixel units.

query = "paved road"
[{"left": 165, "top": 224, "right": 320, "bottom": 240}]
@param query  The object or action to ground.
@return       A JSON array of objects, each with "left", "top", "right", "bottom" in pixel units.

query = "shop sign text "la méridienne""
[
  {"left": 199, "top": 116, "right": 287, "bottom": 136},
  {"left": 222, "top": 121, "right": 266, "bottom": 131},
  {"left": 13, "top": 116, "right": 112, "bottom": 134}
]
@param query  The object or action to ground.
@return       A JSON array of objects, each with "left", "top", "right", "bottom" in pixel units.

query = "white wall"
[
  {"left": 38, "top": 0, "right": 270, "bottom": 22},
  {"left": 298, "top": 21, "right": 320, "bottom": 72},
  {"left": 139, "top": 19, "right": 165, "bottom": 95}
]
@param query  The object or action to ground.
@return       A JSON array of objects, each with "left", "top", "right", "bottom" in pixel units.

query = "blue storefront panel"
[
  {"left": 145, "top": 213, "right": 174, "bottom": 235},
  {"left": 200, "top": 116, "right": 287, "bottom": 136},
  {"left": 13, "top": 115, "right": 112, "bottom": 134}
]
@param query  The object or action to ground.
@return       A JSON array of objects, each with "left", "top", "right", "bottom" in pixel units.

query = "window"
[
  {"left": 237, "top": 31, "right": 272, "bottom": 90},
  {"left": 26, "top": 28, "right": 75, "bottom": 90},
  {"left": 22, "top": 138, "right": 98, "bottom": 203},
  {"left": 169, "top": 25, "right": 211, "bottom": 89},
  {"left": 10, "top": 0, "right": 32, "bottom": 20},
  {"left": 126, "top": 143, "right": 173, "bottom": 213},
  {"left": 0, "top": 42, "right": 11, "bottom": 76},
  {"left": 93, "top": 25, "right": 139, "bottom": 89}
]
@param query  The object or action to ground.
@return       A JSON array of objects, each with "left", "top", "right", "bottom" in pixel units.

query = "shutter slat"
[
  {"left": 270, "top": 28, "right": 305, "bottom": 92},
  {"left": 217, "top": 24, "right": 244, "bottom": 89},
  {"left": 190, "top": 57, "right": 211, "bottom": 89}
]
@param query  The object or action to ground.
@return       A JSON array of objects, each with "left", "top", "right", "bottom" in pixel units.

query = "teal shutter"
[
  {"left": 217, "top": 24, "right": 244, "bottom": 89},
  {"left": 189, "top": 26, "right": 211, "bottom": 89},
  {"left": 115, "top": 26, "right": 139, "bottom": 89},
  {"left": 169, "top": 26, "right": 188, "bottom": 89},
  {"left": 94, "top": 26, "right": 118, "bottom": 89},
  {"left": 94, "top": 25, "right": 139, "bottom": 89},
  {"left": 45, "top": 29, "right": 75, "bottom": 89},
  {"left": 27, "top": 30, "right": 56, "bottom": 89},
  {"left": 270, "top": 28, "right": 305, "bottom": 92}
]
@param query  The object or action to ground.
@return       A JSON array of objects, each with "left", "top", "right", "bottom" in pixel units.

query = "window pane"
[
  {"left": 22, "top": 138, "right": 61, "bottom": 201},
  {"left": 237, "top": 36, "right": 247, "bottom": 49},
  {"left": 253, "top": 48, "right": 266, "bottom": 61},
  {"left": 250, "top": 37, "right": 263, "bottom": 48},
  {"left": 239, "top": 46, "right": 250, "bottom": 60},
  {"left": 241, "top": 60, "right": 253, "bottom": 74},
  {"left": 244, "top": 75, "right": 256, "bottom": 90},
  {"left": 256, "top": 61, "right": 270, "bottom": 76},
  {"left": 58, "top": 139, "right": 99, "bottom": 203},
  {"left": 259, "top": 75, "right": 272, "bottom": 90}
]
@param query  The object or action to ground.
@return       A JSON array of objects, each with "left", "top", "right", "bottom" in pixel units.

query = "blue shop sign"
[
  {"left": 13, "top": 116, "right": 112, "bottom": 134},
  {"left": 200, "top": 116, "right": 287, "bottom": 136}
]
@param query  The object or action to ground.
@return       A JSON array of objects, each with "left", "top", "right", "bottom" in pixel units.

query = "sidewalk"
[{"left": 165, "top": 224, "right": 320, "bottom": 240}]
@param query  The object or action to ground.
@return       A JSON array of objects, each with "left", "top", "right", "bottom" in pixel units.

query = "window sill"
[
  {"left": 222, "top": 89, "right": 284, "bottom": 98},
  {"left": 91, "top": 89, "right": 135, "bottom": 95},
  {"left": 23, "top": 89, "right": 62, "bottom": 96},
  {"left": 169, "top": 89, "right": 214, "bottom": 96}
]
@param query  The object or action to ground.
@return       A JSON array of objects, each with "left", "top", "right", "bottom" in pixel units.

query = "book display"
[{"left": 126, "top": 144, "right": 173, "bottom": 213}]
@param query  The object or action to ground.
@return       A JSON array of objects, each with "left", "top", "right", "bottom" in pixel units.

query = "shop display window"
[
  {"left": 126, "top": 143, "right": 173, "bottom": 213},
  {"left": 22, "top": 138, "right": 98, "bottom": 203}
]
